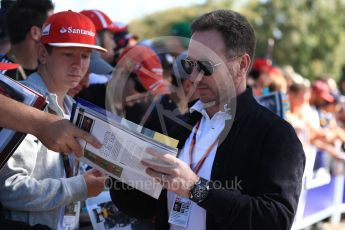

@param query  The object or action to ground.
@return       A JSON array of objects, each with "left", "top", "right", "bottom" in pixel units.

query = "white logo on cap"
[
  {"left": 60, "top": 27, "right": 67, "bottom": 33},
  {"left": 42, "top": 24, "right": 51, "bottom": 36},
  {"left": 57, "top": 26, "right": 95, "bottom": 37}
]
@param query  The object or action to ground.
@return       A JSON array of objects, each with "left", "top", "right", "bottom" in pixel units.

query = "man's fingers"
[
  {"left": 142, "top": 159, "right": 176, "bottom": 175},
  {"left": 88, "top": 168, "right": 106, "bottom": 177},
  {"left": 75, "top": 129, "right": 102, "bottom": 148},
  {"left": 67, "top": 138, "right": 83, "bottom": 158},
  {"left": 96, "top": 176, "right": 108, "bottom": 183},
  {"left": 146, "top": 168, "right": 166, "bottom": 183},
  {"left": 145, "top": 147, "right": 176, "bottom": 163}
]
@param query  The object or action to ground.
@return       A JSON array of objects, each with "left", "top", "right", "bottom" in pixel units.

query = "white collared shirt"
[{"left": 168, "top": 100, "right": 232, "bottom": 230}]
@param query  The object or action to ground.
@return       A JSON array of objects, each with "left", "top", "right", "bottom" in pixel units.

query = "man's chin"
[{"left": 199, "top": 96, "right": 213, "bottom": 103}]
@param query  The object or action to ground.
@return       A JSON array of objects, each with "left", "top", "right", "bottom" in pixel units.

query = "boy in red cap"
[
  {"left": 0, "top": 11, "right": 107, "bottom": 229},
  {"left": 108, "top": 45, "right": 170, "bottom": 124}
]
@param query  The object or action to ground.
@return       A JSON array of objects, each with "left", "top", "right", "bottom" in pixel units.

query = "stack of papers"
[{"left": 71, "top": 99, "right": 179, "bottom": 199}]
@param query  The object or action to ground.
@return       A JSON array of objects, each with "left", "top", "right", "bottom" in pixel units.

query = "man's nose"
[{"left": 189, "top": 68, "right": 203, "bottom": 84}]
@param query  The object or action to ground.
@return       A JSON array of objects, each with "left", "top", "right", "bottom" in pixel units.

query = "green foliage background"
[{"left": 129, "top": 0, "right": 345, "bottom": 81}]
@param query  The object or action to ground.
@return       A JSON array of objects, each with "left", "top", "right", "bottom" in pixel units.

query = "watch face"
[{"left": 192, "top": 184, "right": 208, "bottom": 202}]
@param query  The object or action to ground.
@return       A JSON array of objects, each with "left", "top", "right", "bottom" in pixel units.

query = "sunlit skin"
[{"left": 38, "top": 45, "right": 92, "bottom": 108}]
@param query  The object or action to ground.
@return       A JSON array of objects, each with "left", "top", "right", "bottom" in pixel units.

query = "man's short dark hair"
[
  {"left": 191, "top": 9, "right": 256, "bottom": 62},
  {"left": 5, "top": 0, "right": 54, "bottom": 44}
]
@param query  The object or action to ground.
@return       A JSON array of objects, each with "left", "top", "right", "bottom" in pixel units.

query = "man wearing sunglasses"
[{"left": 111, "top": 9, "right": 305, "bottom": 230}]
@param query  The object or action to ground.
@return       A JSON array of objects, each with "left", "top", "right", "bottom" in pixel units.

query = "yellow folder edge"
[{"left": 153, "top": 132, "right": 179, "bottom": 148}]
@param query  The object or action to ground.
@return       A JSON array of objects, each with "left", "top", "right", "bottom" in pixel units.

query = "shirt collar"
[
  {"left": 188, "top": 87, "right": 256, "bottom": 122},
  {"left": 190, "top": 100, "right": 232, "bottom": 120}
]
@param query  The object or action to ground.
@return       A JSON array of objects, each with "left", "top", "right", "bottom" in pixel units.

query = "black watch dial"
[{"left": 190, "top": 178, "right": 209, "bottom": 203}]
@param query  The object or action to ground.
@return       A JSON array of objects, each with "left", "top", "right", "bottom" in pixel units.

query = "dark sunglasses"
[{"left": 180, "top": 58, "right": 221, "bottom": 76}]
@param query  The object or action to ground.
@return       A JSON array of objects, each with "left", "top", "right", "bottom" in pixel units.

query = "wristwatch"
[{"left": 189, "top": 177, "right": 210, "bottom": 204}]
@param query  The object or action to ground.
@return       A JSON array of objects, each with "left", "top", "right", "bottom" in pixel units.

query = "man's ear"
[
  {"left": 30, "top": 26, "right": 42, "bottom": 42},
  {"left": 38, "top": 44, "right": 48, "bottom": 64},
  {"left": 239, "top": 53, "right": 251, "bottom": 75}
]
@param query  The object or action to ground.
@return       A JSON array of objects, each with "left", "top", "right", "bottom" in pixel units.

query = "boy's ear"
[{"left": 38, "top": 44, "right": 48, "bottom": 65}]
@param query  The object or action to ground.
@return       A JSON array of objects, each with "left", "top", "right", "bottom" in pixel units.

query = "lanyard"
[
  {"left": 62, "top": 154, "right": 80, "bottom": 178},
  {"left": 62, "top": 154, "right": 72, "bottom": 178},
  {"left": 189, "top": 120, "right": 218, "bottom": 174}
]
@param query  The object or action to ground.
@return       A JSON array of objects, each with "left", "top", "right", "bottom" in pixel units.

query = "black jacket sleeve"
[{"left": 199, "top": 121, "right": 305, "bottom": 230}]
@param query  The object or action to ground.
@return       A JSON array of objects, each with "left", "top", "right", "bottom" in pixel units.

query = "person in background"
[
  {"left": 248, "top": 57, "right": 272, "bottom": 95},
  {"left": 144, "top": 51, "right": 199, "bottom": 135},
  {"left": 108, "top": 45, "right": 170, "bottom": 125},
  {"left": 0, "top": 12, "right": 10, "bottom": 54},
  {"left": 80, "top": 9, "right": 116, "bottom": 84},
  {"left": 0, "top": 0, "right": 15, "bottom": 54},
  {"left": 80, "top": 9, "right": 117, "bottom": 64},
  {"left": 0, "top": 0, "right": 54, "bottom": 80},
  {"left": 111, "top": 21, "right": 137, "bottom": 66}
]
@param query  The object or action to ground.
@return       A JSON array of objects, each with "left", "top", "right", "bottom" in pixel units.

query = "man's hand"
[
  {"left": 83, "top": 169, "right": 107, "bottom": 197},
  {"left": 0, "top": 92, "right": 101, "bottom": 157},
  {"left": 33, "top": 114, "right": 102, "bottom": 157},
  {"left": 141, "top": 147, "right": 199, "bottom": 198}
]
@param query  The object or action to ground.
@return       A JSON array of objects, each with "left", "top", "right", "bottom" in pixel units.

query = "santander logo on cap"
[
  {"left": 40, "top": 10, "right": 107, "bottom": 52},
  {"left": 59, "top": 26, "right": 95, "bottom": 37}
]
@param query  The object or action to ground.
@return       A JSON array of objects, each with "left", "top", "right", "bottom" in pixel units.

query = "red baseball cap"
[
  {"left": 0, "top": 62, "right": 19, "bottom": 70},
  {"left": 252, "top": 58, "right": 272, "bottom": 73},
  {"left": 80, "top": 10, "right": 117, "bottom": 32},
  {"left": 41, "top": 10, "right": 107, "bottom": 52},
  {"left": 118, "top": 45, "right": 170, "bottom": 95},
  {"left": 111, "top": 21, "right": 128, "bottom": 33},
  {"left": 312, "top": 80, "right": 334, "bottom": 103}
]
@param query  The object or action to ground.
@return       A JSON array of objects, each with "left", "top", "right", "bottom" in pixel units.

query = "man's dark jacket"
[{"left": 110, "top": 88, "right": 306, "bottom": 230}]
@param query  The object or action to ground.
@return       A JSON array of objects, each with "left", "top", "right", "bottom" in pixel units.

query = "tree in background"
[
  {"left": 246, "top": 0, "right": 345, "bottom": 81},
  {"left": 129, "top": 1, "right": 237, "bottom": 39},
  {"left": 129, "top": 0, "right": 345, "bottom": 81}
]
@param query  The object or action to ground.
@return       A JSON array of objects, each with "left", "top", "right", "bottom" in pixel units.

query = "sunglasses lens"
[
  {"left": 197, "top": 61, "right": 213, "bottom": 76},
  {"left": 181, "top": 59, "right": 193, "bottom": 75}
]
